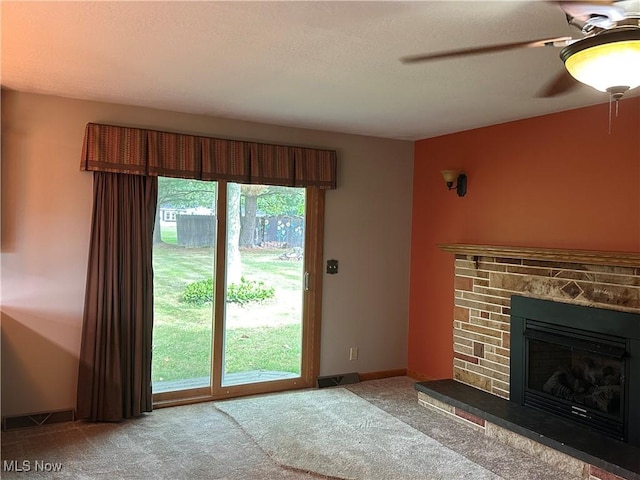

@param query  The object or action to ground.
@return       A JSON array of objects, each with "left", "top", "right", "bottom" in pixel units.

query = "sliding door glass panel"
[
  {"left": 222, "top": 183, "right": 305, "bottom": 387},
  {"left": 152, "top": 178, "right": 217, "bottom": 393}
]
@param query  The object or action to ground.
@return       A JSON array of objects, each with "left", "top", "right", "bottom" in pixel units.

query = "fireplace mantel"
[{"left": 439, "top": 243, "right": 640, "bottom": 268}]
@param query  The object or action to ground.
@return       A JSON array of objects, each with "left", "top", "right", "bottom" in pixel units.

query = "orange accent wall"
[{"left": 408, "top": 98, "right": 640, "bottom": 380}]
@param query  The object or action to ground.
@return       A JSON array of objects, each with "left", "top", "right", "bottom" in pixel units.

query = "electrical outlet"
[{"left": 349, "top": 347, "right": 358, "bottom": 361}]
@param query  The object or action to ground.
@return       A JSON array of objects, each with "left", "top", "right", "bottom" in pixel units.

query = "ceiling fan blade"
[
  {"left": 537, "top": 70, "right": 581, "bottom": 97},
  {"left": 401, "top": 36, "right": 572, "bottom": 64}
]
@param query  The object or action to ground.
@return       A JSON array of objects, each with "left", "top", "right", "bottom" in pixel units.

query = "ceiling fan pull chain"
[{"left": 607, "top": 90, "right": 623, "bottom": 134}]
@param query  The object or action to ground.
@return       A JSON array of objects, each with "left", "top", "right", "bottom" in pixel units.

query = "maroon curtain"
[
  {"left": 80, "top": 123, "right": 337, "bottom": 189},
  {"left": 77, "top": 172, "right": 157, "bottom": 422}
]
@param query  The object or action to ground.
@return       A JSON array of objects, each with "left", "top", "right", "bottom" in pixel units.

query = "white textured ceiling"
[{"left": 1, "top": 1, "right": 637, "bottom": 140}]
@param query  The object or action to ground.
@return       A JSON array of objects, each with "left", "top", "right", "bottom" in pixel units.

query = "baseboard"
[
  {"left": 358, "top": 368, "right": 407, "bottom": 382},
  {"left": 2, "top": 409, "right": 75, "bottom": 431},
  {"left": 405, "top": 369, "right": 438, "bottom": 382}
]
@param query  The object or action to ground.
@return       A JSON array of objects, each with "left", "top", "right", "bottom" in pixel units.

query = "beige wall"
[{"left": 0, "top": 90, "right": 414, "bottom": 417}]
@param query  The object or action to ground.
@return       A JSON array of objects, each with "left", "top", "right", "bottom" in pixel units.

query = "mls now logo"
[{"left": 3, "top": 460, "right": 63, "bottom": 472}]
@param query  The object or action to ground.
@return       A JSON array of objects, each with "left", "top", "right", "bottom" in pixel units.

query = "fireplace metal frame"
[{"left": 510, "top": 295, "right": 640, "bottom": 447}]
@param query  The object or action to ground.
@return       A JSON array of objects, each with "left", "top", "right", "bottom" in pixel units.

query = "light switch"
[{"left": 327, "top": 259, "right": 338, "bottom": 274}]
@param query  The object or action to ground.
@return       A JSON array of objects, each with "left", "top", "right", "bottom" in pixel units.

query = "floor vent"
[
  {"left": 2, "top": 409, "right": 75, "bottom": 431},
  {"left": 317, "top": 372, "right": 360, "bottom": 388}
]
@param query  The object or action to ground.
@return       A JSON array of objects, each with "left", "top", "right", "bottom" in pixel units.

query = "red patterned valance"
[{"left": 80, "top": 123, "right": 337, "bottom": 189}]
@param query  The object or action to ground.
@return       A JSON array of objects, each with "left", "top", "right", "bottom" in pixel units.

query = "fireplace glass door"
[
  {"left": 524, "top": 324, "right": 626, "bottom": 441},
  {"left": 510, "top": 295, "right": 640, "bottom": 447}
]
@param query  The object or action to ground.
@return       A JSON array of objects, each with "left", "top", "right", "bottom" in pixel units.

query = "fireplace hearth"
[{"left": 510, "top": 295, "right": 640, "bottom": 446}]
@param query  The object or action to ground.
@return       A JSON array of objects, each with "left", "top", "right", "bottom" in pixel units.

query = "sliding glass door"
[
  {"left": 222, "top": 183, "right": 305, "bottom": 387},
  {"left": 151, "top": 178, "right": 217, "bottom": 395},
  {"left": 152, "top": 178, "right": 322, "bottom": 404}
]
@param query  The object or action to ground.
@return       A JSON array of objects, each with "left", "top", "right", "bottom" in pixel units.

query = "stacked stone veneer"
[{"left": 452, "top": 254, "right": 640, "bottom": 399}]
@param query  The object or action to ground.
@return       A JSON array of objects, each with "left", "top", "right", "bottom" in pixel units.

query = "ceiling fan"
[{"left": 401, "top": 1, "right": 640, "bottom": 99}]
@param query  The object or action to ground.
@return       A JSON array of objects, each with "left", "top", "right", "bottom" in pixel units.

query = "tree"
[
  {"left": 226, "top": 183, "right": 242, "bottom": 283},
  {"left": 238, "top": 185, "right": 305, "bottom": 248},
  {"left": 259, "top": 187, "right": 305, "bottom": 217},
  {"left": 154, "top": 177, "right": 216, "bottom": 244},
  {"left": 239, "top": 185, "right": 267, "bottom": 247}
]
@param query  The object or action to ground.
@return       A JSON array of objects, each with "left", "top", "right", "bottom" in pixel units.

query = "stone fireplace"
[
  {"left": 446, "top": 245, "right": 639, "bottom": 399},
  {"left": 416, "top": 244, "right": 640, "bottom": 480}
]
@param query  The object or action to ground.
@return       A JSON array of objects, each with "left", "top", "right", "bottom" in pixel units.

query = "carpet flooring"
[
  {"left": 1, "top": 377, "right": 579, "bottom": 479},
  {"left": 215, "top": 388, "right": 501, "bottom": 479}
]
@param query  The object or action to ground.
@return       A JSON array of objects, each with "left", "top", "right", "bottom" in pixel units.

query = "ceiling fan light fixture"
[{"left": 560, "top": 29, "right": 640, "bottom": 93}]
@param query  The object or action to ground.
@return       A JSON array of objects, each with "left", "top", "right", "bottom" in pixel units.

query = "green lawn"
[
  {"left": 224, "top": 324, "right": 302, "bottom": 373},
  {"left": 152, "top": 223, "right": 303, "bottom": 385}
]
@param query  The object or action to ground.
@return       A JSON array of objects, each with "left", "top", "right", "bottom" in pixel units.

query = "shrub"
[
  {"left": 182, "top": 278, "right": 213, "bottom": 305},
  {"left": 182, "top": 276, "right": 275, "bottom": 306},
  {"left": 227, "top": 277, "right": 275, "bottom": 306}
]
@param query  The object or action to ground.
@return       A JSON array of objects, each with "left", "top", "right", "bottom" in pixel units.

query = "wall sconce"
[{"left": 441, "top": 170, "right": 467, "bottom": 197}]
